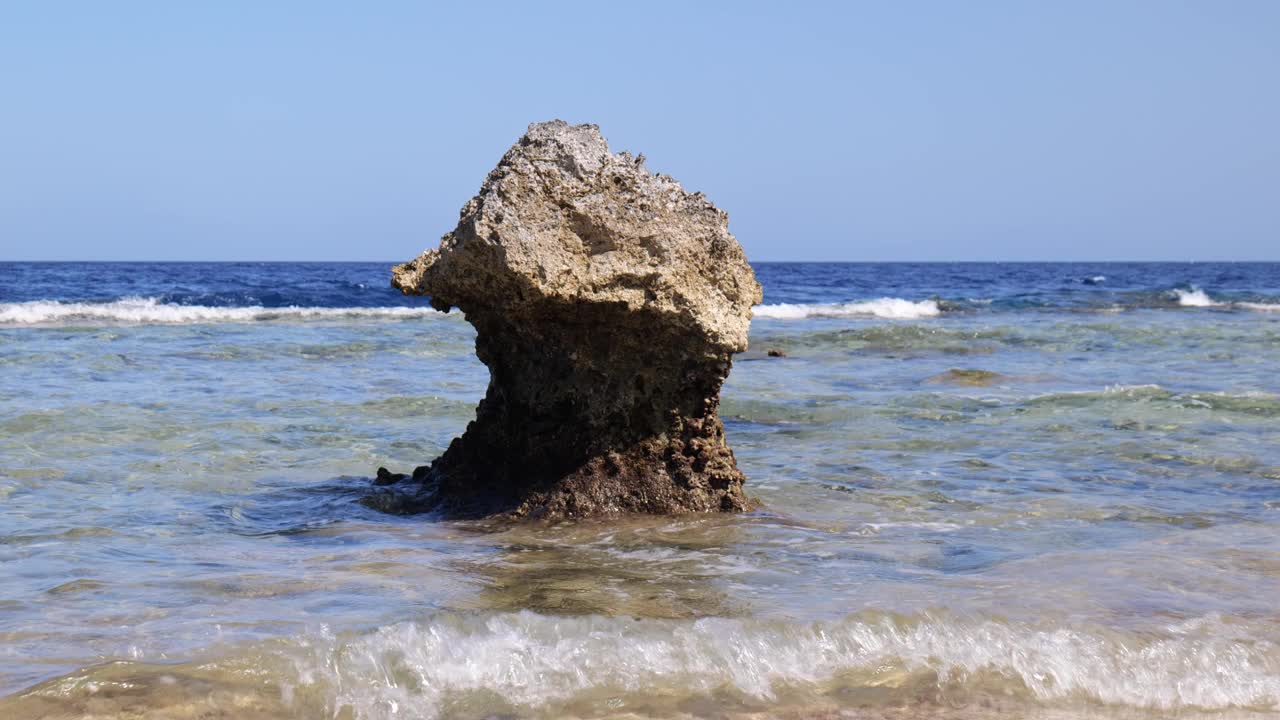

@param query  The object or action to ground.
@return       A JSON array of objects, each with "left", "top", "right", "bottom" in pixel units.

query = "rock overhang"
[{"left": 379, "top": 120, "right": 760, "bottom": 519}]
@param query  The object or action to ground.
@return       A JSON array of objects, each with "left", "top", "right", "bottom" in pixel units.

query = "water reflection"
[{"left": 448, "top": 516, "right": 749, "bottom": 619}]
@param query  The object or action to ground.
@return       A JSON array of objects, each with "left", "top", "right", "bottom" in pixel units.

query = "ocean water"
[{"left": 2, "top": 261, "right": 1279, "bottom": 720}]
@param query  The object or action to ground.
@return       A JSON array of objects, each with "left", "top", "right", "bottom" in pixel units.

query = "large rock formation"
[{"left": 384, "top": 120, "right": 761, "bottom": 519}]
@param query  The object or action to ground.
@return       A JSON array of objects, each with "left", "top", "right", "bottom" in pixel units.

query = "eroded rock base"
[{"left": 366, "top": 408, "right": 752, "bottom": 520}]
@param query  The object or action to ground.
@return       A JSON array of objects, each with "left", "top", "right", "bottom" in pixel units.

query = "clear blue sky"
[{"left": 1, "top": 1, "right": 1276, "bottom": 261}]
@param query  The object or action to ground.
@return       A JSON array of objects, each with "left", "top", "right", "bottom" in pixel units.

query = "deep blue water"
[{"left": 3, "top": 261, "right": 1278, "bottom": 311}]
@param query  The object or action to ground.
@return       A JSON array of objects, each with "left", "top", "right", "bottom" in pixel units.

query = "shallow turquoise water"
[{"left": 1, "top": 263, "right": 1279, "bottom": 718}]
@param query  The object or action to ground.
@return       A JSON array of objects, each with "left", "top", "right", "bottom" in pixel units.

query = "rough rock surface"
[{"left": 382, "top": 120, "right": 761, "bottom": 519}]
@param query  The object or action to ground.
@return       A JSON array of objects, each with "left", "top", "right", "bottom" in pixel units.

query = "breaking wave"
[
  {"left": 0, "top": 297, "right": 446, "bottom": 325},
  {"left": 265, "top": 610, "right": 1280, "bottom": 718},
  {"left": 20, "top": 610, "right": 1280, "bottom": 718},
  {"left": 750, "top": 290, "right": 1278, "bottom": 319},
  {"left": 1165, "top": 288, "right": 1280, "bottom": 313},
  {"left": 4, "top": 292, "right": 1276, "bottom": 328},
  {"left": 1240, "top": 301, "right": 1280, "bottom": 313},
  {"left": 753, "top": 298, "right": 942, "bottom": 320},
  {"left": 1172, "top": 287, "right": 1221, "bottom": 308}
]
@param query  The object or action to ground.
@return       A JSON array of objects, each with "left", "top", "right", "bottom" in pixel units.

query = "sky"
[{"left": 0, "top": 1, "right": 1277, "bottom": 262}]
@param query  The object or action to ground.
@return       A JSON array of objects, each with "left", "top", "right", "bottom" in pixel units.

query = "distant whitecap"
[
  {"left": 752, "top": 298, "right": 942, "bottom": 320},
  {"left": 0, "top": 296, "right": 447, "bottom": 325}
]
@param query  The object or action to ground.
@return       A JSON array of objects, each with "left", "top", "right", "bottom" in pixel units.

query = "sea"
[{"left": 1, "top": 261, "right": 1279, "bottom": 719}]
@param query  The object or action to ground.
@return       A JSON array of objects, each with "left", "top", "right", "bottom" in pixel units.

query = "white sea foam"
[
  {"left": 4, "top": 293, "right": 1273, "bottom": 327},
  {"left": 1173, "top": 287, "right": 1220, "bottom": 307},
  {"left": 0, "top": 297, "right": 446, "bottom": 325},
  {"left": 1169, "top": 289, "right": 1280, "bottom": 312},
  {"left": 289, "top": 611, "right": 1280, "bottom": 719},
  {"left": 1103, "top": 383, "right": 1166, "bottom": 395},
  {"left": 1240, "top": 301, "right": 1280, "bottom": 313},
  {"left": 753, "top": 298, "right": 942, "bottom": 320}
]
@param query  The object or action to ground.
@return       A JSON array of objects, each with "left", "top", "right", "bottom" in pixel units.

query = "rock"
[
  {"left": 388, "top": 120, "right": 762, "bottom": 519},
  {"left": 374, "top": 467, "right": 407, "bottom": 485},
  {"left": 766, "top": 348, "right": 787, "bottom": 358}
]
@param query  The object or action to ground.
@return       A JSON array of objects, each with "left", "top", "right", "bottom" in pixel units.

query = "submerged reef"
[{"left": 376, "top": 120, "right": 762, "bottom": 519}]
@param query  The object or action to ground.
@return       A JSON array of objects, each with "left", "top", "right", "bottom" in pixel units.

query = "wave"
[
  {"left": 753, "top": 298, "right": 942, "bottom": 320},
  {"left": 5, "top": 585, "right": 1280, "bottom": 717},
  {"left": 0, "top": 297, "right": 445, "bottom": 325},
  {"left": 1240, "top": 301, "right": 1280, "bottom": 313},
  {"left": 1172, "top": 287, "right": 1221, "bottom": 308},
  {"left": 1167, "top": 288, "right": 1280, "bottom": 313},
  {"left": 749, "top": 290, "right": 1278, "bottom": 319},
  {"left": 1025, "top": 384, "right": 1280, "bottom": 418},
  {"left": 257, "top": 610, "right": 1280, "bottom": 717},
  {"left": 3, "top": 292, "right": 1276, "bottom": 327},
  {"left": 24, "top": 610, "right": 1266, "bottom": 717}
]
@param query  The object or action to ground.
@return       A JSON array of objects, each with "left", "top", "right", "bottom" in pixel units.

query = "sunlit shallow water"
[{"left": 1, "top": 262, "right": 1279, "bottom": 719}]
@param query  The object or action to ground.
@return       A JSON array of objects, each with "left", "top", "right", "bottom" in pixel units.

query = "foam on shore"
[{"left": 287, "top": 610, "right": 1280, "bottom": 717}]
